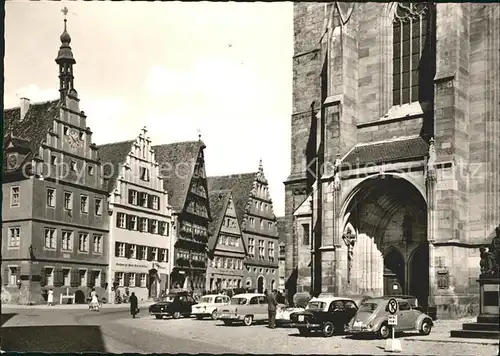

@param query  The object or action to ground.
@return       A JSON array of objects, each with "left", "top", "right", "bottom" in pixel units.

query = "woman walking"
[
  {"left": 47, "top": 289, "right": 54, "bottom": 306},
  {"left": 89, "top": 288, "right": 99, "bottom": 311},
  {"left": 129, "top": 292, "right": 138, "bottom": 318}
]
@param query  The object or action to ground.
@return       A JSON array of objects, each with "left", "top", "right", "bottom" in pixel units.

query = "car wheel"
[
  {"left": 243, "top": 315, "right": 254, "bottom": 326},
  {"left": 378, "top": 323, "right": 391, "bottom": 339},
  {"left": 155, "top": 315, "right": 162, "bottom": 320},
  {"left": 419, "top": 319, "right": 432, "bottom": 335},
  {"left": 211, "top": 310, "right": 218, "bottom": 320},
  {"left": 196, "top": 315, "right": 204, "bottom": 320},
  {"left": 322, "top": 321, "right": 335, "bottom": 337},
  {"left": 223, "top": 320, "right": 233, "bottom": 326},
  {"left": 172, "top": 312, "right": 181, "bottom": 319},
  {"left": 298, "top": 328, "right": 311, "bottom": 337}
]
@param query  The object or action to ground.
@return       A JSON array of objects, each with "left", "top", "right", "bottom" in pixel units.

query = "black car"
[
  {"left": 290, "top": 297, "right": 358, "bottom": 337},
  {"left": 149, "top": 292, "right": 197, "bottom": 319}
]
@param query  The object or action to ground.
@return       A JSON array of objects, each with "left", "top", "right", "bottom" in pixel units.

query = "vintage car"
[
  {"left": 217, "top": 293, "right": 269, "bottom": 326},
  {"left": 276, "top": 305, "right": 306, "bottom": 326},
  {"left": 191, "top": 294, "right": 230, "bottom": 320},
  {"left": 290, "top": 297, "right": 359, "bottom": 337},
  {"left": 148, "top": 291, "right": 198, "bottom": 319},
  {"left": 349, "top": 297, "right": 434, "bottom": 339}
]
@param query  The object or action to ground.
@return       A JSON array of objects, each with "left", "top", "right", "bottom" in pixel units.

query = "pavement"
[{"left": 1, "top": 309, "right": 499, "bottom": 354}]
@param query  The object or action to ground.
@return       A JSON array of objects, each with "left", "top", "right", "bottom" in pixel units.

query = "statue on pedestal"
[
  {"left": 342, "top": 225, "right": 357, "bottom": 284},
  {"left": 479, "top": 225, "right": 500, "bottom": 278}
]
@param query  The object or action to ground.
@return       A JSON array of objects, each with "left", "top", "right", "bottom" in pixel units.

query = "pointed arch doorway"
[
  {"left": 410, "top": 243, "right": 430, "bottom": 306},
  {"left": 383, "top": 249, "right": 405, "bottom": 295},
  {"left": 257, "top": 276, "right": 264, "bottom": 293}
]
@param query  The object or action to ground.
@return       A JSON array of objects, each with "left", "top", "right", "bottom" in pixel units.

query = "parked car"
[
  {"left": 191, "top": 294, "right": 230, "bottom": 320},
  {"left": 374, "top": 295, "right": 437, "bottom": 321},
  {"left": 276, "top": 305, "right": 305, "bottom": 326},
  {"left": 148, "top": 291, "right": 197, "bottom": 319},
  {"left": 290, "top": 297, "right": 358, "bottom": 337},
  {"left": 349, "top": 297, "right": 434, "bottom": 339},
  {"left": 217, "top": 293, "right": 269, "bottom": 326}
]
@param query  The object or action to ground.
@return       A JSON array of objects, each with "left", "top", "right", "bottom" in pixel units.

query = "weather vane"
[{"left": 62, "top": 6, "right": 68, "bottom": 19}]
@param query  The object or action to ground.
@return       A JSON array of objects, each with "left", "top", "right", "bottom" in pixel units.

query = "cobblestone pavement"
[{"left": 114, "top": 316, "right": 500, "bottom": 355}]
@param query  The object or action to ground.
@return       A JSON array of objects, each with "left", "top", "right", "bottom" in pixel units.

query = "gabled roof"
[
  {"left": 3, "top": 99, "right": 61, "bottom": 163},
  {"left": 152, "top": 140, "right": 205, "bottom": 212},
  {"left": 276, "top": 216, "right": 286, "bottom": 243},
  {"left": 207, "top": 173, "right": 257, "bottom": 224},
  {"left": 342, "top": 136, "right": 429, "bottom": 167},
  {"left": 96, "top": 140, "right": 135, "bottom": 193},
  {"left": 207, "top": 189, "right": 232, "bottom": 252}
]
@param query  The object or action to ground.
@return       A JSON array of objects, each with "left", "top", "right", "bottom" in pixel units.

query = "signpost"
[{"left": 385, "top": 298, "right": 402, "bottom": 353}]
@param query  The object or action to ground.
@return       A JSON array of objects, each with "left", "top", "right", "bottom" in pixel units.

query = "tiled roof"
[
  {"left": 342, "top": 137, "right": 429, "bottom": 167},
  {"left": 207, "top": 189, "right": 232, "bottom": 252},
  {"left": 3, "top": 100, "right": 61, "bottom": 165},
  {"left": 152, "top": 140, "right": 205, "bottom": 212},
  {"left": 276, "top": 216, "right": 286, "bottom": 243},
  {"left": 96, "top": 140, "right": 135, "bottom": 193},
  {"left": 207, "top": 173, "right": 257, "bottom": 224}
]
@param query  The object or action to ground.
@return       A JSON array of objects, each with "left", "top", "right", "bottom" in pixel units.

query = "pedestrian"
[
  {"left": 129, "top": 292, "right": 139, "bottom": 318},
  {"left": 89, "top": 288, "right": 99, "bottom": 311},
  {"left": 47, "top": 288, "right": 54, "bottom": 306},
  {"left": 266, "top": 289, "right": 278, "bottom": 329}
]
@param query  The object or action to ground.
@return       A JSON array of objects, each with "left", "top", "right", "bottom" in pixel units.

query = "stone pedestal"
[{"left": 450, "top": 278, "right": 500, "bottom": 339}]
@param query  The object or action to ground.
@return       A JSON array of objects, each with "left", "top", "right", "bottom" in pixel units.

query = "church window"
[
  {"left": 392, "top": 2, "right": 433, "bottom": 105},
  {"left": 437, "top": 271, "right": 449, "bottom": 289},
  {"left": 302, "top": 224, "right": 310, "bottom": 245}
]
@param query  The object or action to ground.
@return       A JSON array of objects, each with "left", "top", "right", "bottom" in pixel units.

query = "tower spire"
[{"left": 55, "top": 6, "right": 77, "bottom": 101}]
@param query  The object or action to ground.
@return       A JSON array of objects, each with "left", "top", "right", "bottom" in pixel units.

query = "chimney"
[{"left": 20, "top": 97, "right": 30, "bottom": 121}]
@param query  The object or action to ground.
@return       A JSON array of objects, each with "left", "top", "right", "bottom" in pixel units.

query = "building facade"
[
  {"left": 284, "top": 2, "right": 500, "bottom": 318},
  {"left": 97, "top": 128, "right": 174, "bottom": 303},
  {"left": 277, "top": 217, "right": 286, "bottom": 293},
  {"left": 2, "top": 18, "right": 109, "bottom": 304},
  {"left": 152, "top": 140, "right": 211, "bottom": 295},
  {"left": 208, "top": 161, "right": 280, "bottom": 293},
  {"left": 206, "top": 190, "right": 246, "bottom": 291}
]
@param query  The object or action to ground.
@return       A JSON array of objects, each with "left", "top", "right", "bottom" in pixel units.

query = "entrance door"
[
  {"left": 257, "top": 276, "right": 264, "bottom": 293},
  {"left": 148, "top": 269, "right": 159, "bottom": 298},
  {"left": 383, "top": 249, "right": 405, "bottom": 295},
  {"left": 410, "top": 244, "right": 430, "bottom": 306}
]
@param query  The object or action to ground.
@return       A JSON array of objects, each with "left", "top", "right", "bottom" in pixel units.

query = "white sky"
[{"left": 4, "top": 1, "right": 293, "bottom": 216}]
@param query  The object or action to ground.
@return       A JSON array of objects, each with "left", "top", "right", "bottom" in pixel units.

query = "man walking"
[{"left": 266, "top": 289, "right": 278, "bottom": 329}]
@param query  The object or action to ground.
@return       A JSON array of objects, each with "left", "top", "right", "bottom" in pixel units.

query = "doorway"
[
  {"left": 148, "top": 269, "right": 159, "bottom": 299},
  {"left": 383, "top": 249, "right": 405, "bottom": 295},
  {"left": 410, "top": 244, "right": 430, "bottom": 306},
  {"left": 257, "top": 276, "right": 264, "bottom": 293}
]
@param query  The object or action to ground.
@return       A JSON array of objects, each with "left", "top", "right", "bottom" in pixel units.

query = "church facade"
[{"left": 284, "top": 2, "right": 500, "bottom": 318}]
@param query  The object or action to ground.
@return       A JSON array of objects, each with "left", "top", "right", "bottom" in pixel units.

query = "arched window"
[{"left": 392, "top": 2, "right": 434, "bottom": 106}]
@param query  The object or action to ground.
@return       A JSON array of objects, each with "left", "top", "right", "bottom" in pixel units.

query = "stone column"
[{"left": 426, "top": 138, "right": 438, "bottom": 306}]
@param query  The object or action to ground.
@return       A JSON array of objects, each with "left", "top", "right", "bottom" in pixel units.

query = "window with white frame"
[
  {"left": 79, "top": 270, "right": 87, "bottom": 286},
  {"left": 140, "top": 192, "right": 148, "bottom": 207},
  {"left": 116, "top": 272, "right": 124, "bottom": 286},
  {"left": 223, "top": 258, "right": 228, "bottom": 268},
  {"left": 151, "top": 247, "right": 158, "bottom": 261},
  {"left": 64, "top": 192, "right": 73, "bottom": 210},
  {"left": 258, "top": 240, "right": 265, "bottom": 259},
  {"left": 130, "top": 190, "right": 138, "bottom": 205},
  {"left": 63, "top": 268, "right": 71, "bottom": 286},
  {"left": 80, "top": 195, "right": 89, "bottom": 213},
  {"left": 151, "top": 220, "right": 158, "bottom": 234},
  {"left": 129, "top": 244, "right": 137, "bottom": 259},
  {"left": 250, "top": 218, "right": 255, "bottom": 228},
  {"left": 159, "top": 222, "right": 167, "bottom": 235},
  {"left": 228, "top": 258, "right": 234, "bottom": 269},
  {"left": 9, "top": 227, "right": 20, "bottom": 247},
  {"left": 159, "top": 249, "right": 167, "bottom": 262},
  {"left": 93, "top": 270, "right": 101, "bottom": 287},
  {"left": 268, "top": 241, "right": 275, "bottom": 261},
  {"left": 129, "top": 272, "right": 136, "bottom": 287},
  {"left": 248, "top": 238, "right": 255, "bottom": 257},
  {"left": 45, "top": 267, "right": 54, "bottom": 286},
  {"left": 140, "top": 218, "right": 148, "bottom": 232},
  {"left": 62, "top": 230, "right": 73, "bottom": 251},
  {"left": 93, "top": 234, "right": 102, "bottom": 254},
  {"left": 151, "top": 196, "right": 159, "bottom": 210},
  {"left": 44, "top": 228, "right": 56, "bottom": 250},
  {"left": 117, "top": 213, "right": 126, "bottom": 228},
  {"left": 9, "top": 267, "right": 18, "bottom": 285},
  {"left": 235, "top": 238, "right": 239, "bottom": 247},
  {"left": 118, "top": 243, "right": 126, "bottom": 257},
  {"left": 140, "top": 246, "right": 147, "bottom": 259},
  {"left": 10, "top": 187, "right": 20, "bottom": 207},
  {"left": 88, "top": 165, "right": 94, "bottom": 176},
  {"left": 78, "top": 233, "right": 89, "bottom": 252},
  {"left": 268, "top": 222, "right": 273, "bottom": 231},
  {"left": 46, "top": 188, "right": 55, "bottom": 207},
  {"left": 129, "top": 216, "right": 138, "bottom": 230},
  {"left": 70, "top": 161, "right": 76, "bottom": 171},
  {"left": 139, "top": 273, "right": 147, "bottom": 287},
  {"left": 260, "top": 219, "right": 264, "bottom": 229},
  {"left": 140, "top": 167, "right": 150, "bottom": 182},
  {"left": 95, "top": 198, "right": 103, "bottom": 216},
  {"left": 215, "top": 257, "right": 221, "bottom": 268}
]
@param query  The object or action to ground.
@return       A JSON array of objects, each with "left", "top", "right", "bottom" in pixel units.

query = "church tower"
[{"left": 55, "top": 7, "right": 76, "bottom": 101}]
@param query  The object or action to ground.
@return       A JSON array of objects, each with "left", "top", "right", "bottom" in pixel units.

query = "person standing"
[
  {"left": 266, "top": 290, "right": 278, "bottom": 329},
  {"left": 90, "top": 288, "right": 99, "bottom": 311},
  {"left": 129, "top": 292, "right": 138, "bottom": 318},
  {"left": 47, "top": 289, "right": 54, "bottom": 306}
]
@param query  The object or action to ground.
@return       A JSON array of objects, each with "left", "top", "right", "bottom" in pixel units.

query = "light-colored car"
[
  {"left": 191, "top": 294, "right": 230, "bottom": 320},
  {"left": 349, "top": 298, "right": 434, "bottom": 339},
  {"left": 217, "top": 293, "right": 269, "bottom": 326},
  {"left": 276, "top": 306, "right": 305, "bottom": 326}
]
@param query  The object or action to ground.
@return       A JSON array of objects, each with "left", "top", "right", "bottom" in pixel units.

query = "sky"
[{"left": 4, "top": 1, "right": 293, "bottom": 216}]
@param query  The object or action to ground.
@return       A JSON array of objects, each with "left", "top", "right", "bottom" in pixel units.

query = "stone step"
[
  {"left": 477, "top": 315, "right": 500, "bottom": 324},
  {"left": 463, "top": 323, "right": 500, "bottom": 331},
  {"left": 450, "top": 329, "right": 500, "bottom": 340}
]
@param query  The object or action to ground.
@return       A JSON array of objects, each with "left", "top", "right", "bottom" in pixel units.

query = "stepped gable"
[
  {"left": 207, "top": 189, "right": 232, "bottom": 252},
  {"left": 207, "top": 173, "right": 257, "bottom": 224},
  {"left": 152, "top": 140, "right": 205, "bottom": 212},
  {"left": 3, "top": 99, "right": 61, "bottom": 165},
  {"left": 96, "top": 140, "right": 135, "bottom": 193}
]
